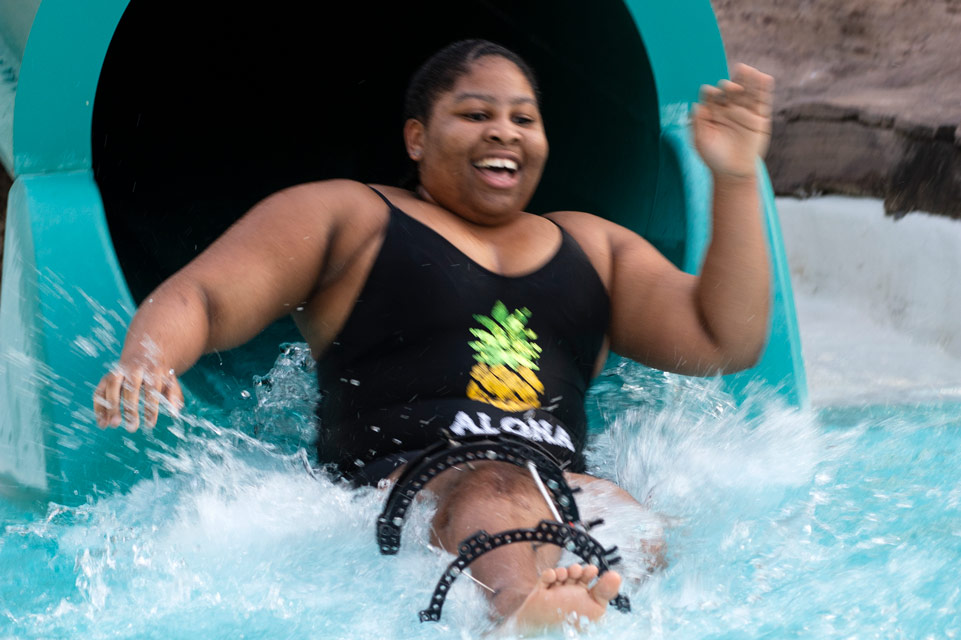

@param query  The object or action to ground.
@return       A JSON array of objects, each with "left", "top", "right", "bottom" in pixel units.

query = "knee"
[
  {"left": 443, "top": 461, "right": 540, "bottom": 504},
  {"left": 432, "top": 463, "right": 551, "bottom": 537},
  {"left": 465, "top": 462, "right": 536, "bottom": 496}
]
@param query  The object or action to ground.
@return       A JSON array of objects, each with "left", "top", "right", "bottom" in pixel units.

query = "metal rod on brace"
[
  {"left": 429, "top": 525, "right": 495, "bottom": 594},
  {"left": 463, "top": 571, "right": 495, "bottom": 593},
  {"left": 527, "top": 460, "right": 564, "bottom": 522}
]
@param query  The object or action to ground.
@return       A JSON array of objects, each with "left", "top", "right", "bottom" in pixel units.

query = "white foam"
[{"left": 777, "top": 196, "right": 961, "bottom": 406}]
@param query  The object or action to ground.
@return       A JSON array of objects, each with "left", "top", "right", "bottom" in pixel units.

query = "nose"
[{"left": 484, "top": 117, "right": 521, "bottom": 145}]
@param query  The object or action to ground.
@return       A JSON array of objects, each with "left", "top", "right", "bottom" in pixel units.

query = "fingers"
[
  {"left": 121, "top": 368, "right": 144, "bottom": 432},
  {"left": 144, "top": 374, "right": 184, "bottom": 427},
  {"left": 730, "top": 63, "right": 774, "bottom": 117},
  {"left": 698, "top": 83, "right": 766, "bottom": 125},
  {"left": 698, "top": 64, "right": 774, "bottom": 121},
  {"left": 694, "top": 64, "right": 774, "bottom": 175},
  {"left": 94, "top": 364, "right": 183, "bottom": 431},
  {"left": 142, "top": 370, "right": 163, "bottom": 428},
  {"left": 94, "top": 372, "right": 124, "bottom": 428},
  {"left": 708, "top": 101, "right": 771, "bottom": 135},
  {"left": 163, "top": 377, "right": 185, "bottom": 417}
]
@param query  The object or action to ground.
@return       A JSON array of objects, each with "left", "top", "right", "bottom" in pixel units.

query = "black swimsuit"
[{"left": 316, "top": 188, "right": 610, "bottom": 483}]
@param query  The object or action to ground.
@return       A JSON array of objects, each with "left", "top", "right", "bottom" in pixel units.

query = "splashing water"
[
  {"left": 5, "top": 349, "right": 959, "bottom": 639},
  {"left": 4, "top": 198, "right": 961, "bottom": 638}
]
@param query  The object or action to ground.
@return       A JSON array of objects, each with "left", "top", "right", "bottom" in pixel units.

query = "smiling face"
[{"left": 404, "top": 55, "right": 549, "bottom": 226}]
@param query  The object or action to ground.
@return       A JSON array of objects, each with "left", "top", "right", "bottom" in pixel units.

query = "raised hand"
[{"left": 692, "top": 63, "right": 774, "bottom": 179}]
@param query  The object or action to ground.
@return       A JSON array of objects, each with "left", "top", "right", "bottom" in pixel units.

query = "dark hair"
[{"left": 403, "top": 39, "right": 540, "bottom": 124}]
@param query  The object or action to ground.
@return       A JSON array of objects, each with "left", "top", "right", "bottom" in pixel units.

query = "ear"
[{"left": 404, "top": 118, "right": 425, "bottom": 161}]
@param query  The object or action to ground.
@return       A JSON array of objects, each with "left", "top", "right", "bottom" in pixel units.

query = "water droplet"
[
  {"left": 240, "top": 390, "right": 251, "bottom": 399},
  {"left": 393, "top": 517, "right": 403, "bottom": 527}
]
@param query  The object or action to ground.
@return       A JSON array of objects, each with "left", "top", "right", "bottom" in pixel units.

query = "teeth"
[{"left": 474, "top": 157, "right": 518, "bottom": 172}]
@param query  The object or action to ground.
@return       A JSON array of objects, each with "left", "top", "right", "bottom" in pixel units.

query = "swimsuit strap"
[{"left": 367, "top": 185, "right": 395, "bottom": 209}]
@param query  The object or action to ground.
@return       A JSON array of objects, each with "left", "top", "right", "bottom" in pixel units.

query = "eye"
[
  {"left": 512, "top": 114, "right": 537, "bottom": 126},
  {"left": 462, "top": 111, "right": 489, "bottom": 122}
]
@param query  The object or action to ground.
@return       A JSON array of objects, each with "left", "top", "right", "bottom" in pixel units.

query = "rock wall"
[{"left": 711, "top": 0, "right": 961, "bottom": 218}]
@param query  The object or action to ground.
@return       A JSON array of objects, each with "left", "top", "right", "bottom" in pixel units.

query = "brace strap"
[
  {"left": 377, "top": 434, "right": 581, "bottom": 554},
  {"left": 419, "top": 519, "right": 631, "bottom": 622}
]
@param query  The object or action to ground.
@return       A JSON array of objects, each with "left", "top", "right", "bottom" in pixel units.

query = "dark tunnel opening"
[{"left": 91, "top": 0, "right": 658, "bottom": 394}]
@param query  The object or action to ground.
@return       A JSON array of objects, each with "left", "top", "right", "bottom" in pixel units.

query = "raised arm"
[
  {"left": 619, "top": 64, "right": 773, "bottom": 374},
  {"left": 556, "top": 65, "right": 774, "bottom": 376},
  {"left": 93, "top": 179, "right": 366, "bottom": 430}
]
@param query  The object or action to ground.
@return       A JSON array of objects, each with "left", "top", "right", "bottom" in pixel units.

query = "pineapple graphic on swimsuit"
[{"left": 466, "top": 301, "right": 545, "bottom": 411}]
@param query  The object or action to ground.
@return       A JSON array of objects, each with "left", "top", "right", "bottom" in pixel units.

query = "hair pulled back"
[{"left": 404, "top": 39, "right": 540, "bottom": 124}]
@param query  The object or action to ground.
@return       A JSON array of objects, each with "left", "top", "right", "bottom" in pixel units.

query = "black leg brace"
[
  {"left": 377, "top": 433, "right": 581, "bottom": 554},
  {"left": 374, "top": 434, "right": 632, "bottom": 622},
  {"left": 419, "top": 519, "right": 630, "bottom": 622}
]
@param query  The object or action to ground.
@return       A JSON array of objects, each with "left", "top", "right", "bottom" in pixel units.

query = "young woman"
[{"left": 94, "top": 40, "right": 773, "bottom": 631}]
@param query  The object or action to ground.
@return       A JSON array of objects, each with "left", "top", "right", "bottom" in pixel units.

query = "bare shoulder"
[
  {"left": 242, "top": 179, "right": 397, "bottom": 255},
  {"left": 549, "top": 208, "right": 666, "bottom": 254},
  {"left": 260, "top": 179, "right": 391, "bottom": 223},
  {"left": 544, "top": 210, "right": 661, "bottom": 289},
  {"left": 189, "top": 179, "right": 396, "bottom": 286}
]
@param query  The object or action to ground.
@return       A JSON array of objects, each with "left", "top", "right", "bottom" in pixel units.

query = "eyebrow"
[{"left": 452, "top": 92, "right": 538, "bottom": 107}]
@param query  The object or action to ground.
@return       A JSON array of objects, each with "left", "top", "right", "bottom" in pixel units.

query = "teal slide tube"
[{"left": 0, "top": 0, "right": 807, "bottom": 504}]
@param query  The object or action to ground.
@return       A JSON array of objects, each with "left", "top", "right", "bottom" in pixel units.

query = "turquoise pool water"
[{"left": 3, "top": 343, "right": 960, "bottom": 639}]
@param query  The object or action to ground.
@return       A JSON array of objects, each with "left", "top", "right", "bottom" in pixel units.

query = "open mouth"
[{"left": 472, "top": 157, "right": 520, "bottom": 188}]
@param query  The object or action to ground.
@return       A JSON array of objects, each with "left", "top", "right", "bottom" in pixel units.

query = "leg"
[{"left": 426, "top": 462, "right": 622, "bottom": 632}]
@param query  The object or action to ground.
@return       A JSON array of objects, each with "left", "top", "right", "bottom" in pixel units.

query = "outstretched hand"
[
  {"left": 94, "top": 359, "right": 184, "bottom": 432},
  {"left": 692, "top": 63, "right": 774, "bottom": 179}
]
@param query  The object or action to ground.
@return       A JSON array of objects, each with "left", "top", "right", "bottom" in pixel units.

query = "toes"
[
  {"left": 565, "top": 563, "right": 584, "bottom": 584},
  {"left": 539, "top": 568, "right": 558, "bottom": 585},
  {"left": 581, "top": 564, "right": 599, "bottom": 584},
  {"left": 552, "top": 566, "right": 568, "bottom": 583},
  {"left": 591, "top": 570, "right": 623, "bottom": 603}
]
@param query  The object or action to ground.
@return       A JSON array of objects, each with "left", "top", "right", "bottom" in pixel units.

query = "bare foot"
[{"left": 504, "top": 563, "right": 622, "bottom": 633}]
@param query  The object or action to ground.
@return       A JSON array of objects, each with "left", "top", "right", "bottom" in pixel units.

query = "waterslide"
[{"left": 0, "top": 0, "right": 806, "bottom": 504}]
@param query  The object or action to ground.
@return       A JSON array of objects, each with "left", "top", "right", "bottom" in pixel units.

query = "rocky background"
[
  {"left": 2, "top": 0, "right": 960, "bottom": 286},
  {"left": 712, "top": 0, "right": 961, "bottom": 218}
]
